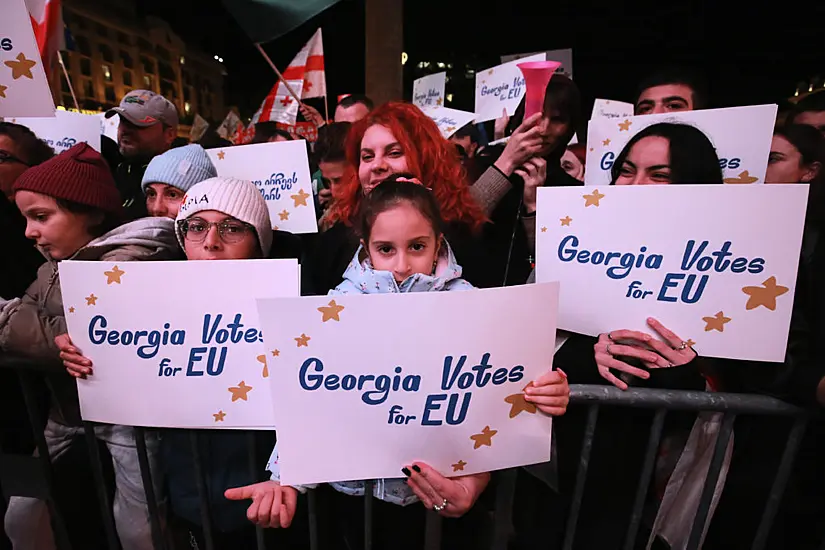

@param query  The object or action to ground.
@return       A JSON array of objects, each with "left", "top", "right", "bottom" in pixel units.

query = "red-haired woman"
[{"left": 305, "top": 102, "right": 492, "bottom": 294}]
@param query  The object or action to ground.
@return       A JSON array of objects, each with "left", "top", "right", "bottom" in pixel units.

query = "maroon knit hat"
[{"left": 13, "top": 143, "right": 123, "bottom": 216}]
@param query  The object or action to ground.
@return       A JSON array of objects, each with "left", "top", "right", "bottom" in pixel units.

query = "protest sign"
[
  {"left": 501, "top": 48, "right": 573, "bottom": 78},
  {"left": 207, "top": 141, "right": 318, "bottom": 234},
  {"left": 0, "top": 0, "right": 55, "bottom": 117},
  {"left": 422, "top": 106, "right": 476, "bottom": 139},
  {"left": 413, "top": 72, "right": 446, "bottom": 109},
  {"left": 257, "top": 283, "right": 559, "bottom": 485},
  {"left": 591, "top": 98, "right": 634, "bottom": 121},
  {"left": 99, "top": 112, "right": 120, "bottom": 141},
  {"left": 585, "top": 105, "right": 778, "bottom": 186},
  {"left": 11, "top": 110, "right": 102, "bottom": 152},
  {"left": 60, "top": 259, "right": 300, "bottom": 428},
  {"left": 535, "top": 185, "right": 808, "bottom": 361},
  {"left": 474, "top": 53, "right": 545, "bottom": 123}
]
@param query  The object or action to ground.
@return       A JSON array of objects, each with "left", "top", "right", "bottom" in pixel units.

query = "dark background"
[{"left": 139, "top": 0, "right": 824, "bottom": 119}]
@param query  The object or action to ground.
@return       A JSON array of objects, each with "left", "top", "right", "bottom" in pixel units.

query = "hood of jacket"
[
  {"left": 71, "top": 216, "right": 180, "bottom": 262},
  {"left": 332, "top": 240, "right": 473, "bottom": 295}
]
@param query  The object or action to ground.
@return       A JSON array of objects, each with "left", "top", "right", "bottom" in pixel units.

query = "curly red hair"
[{"left": 323, "top": 102, "right": 485, "bottom": 230}]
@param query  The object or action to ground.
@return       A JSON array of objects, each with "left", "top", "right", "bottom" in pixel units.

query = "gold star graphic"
[
  {"left": 742, "top": 276, "right": 789, "bottom": 311},
  {"left": 279, "top": 210, "right": 290, "bottom": 221},
  {"left": 470, "top": 426, "right": 498, "bottom": 449},
  {"left": 104, "top": 265, "right": 125, "bottom": 284},
  {"left": 271, "top": 349, "right": 280, "bottom": 357},
  {"left": 723, "top": 170, "right": 759, "bottom": 184},
  {"left": 703, "top": 311, "right": 731, "bottom": 332},
  {"left": 589, "top": 147, "right": 594, "bottom": 152},
  {"left": 291, "top": 188, "right": 310, "bottom": 207},
  {"left": 68, "top": 306, "right": 75, "bottom": 313},
  {"left": 686, "top": 339, "right": 696, "bottom": 347},
  {"left": 5, "top": 53, "right": 37, "bottom": 80},
  {"left": 436, "top": 97, "right": 443, "bottom": 106},
  {"left": 560, "top": 216, "right": 572, "bottom": 226},
  {"left": 540, "top": 226, "right": 547, "bottom": 232},
  {"left": 256, "top": 354, "right": 269, "bottom": 378},
  {"left": 602, "top": 138, "right": 611, "bottom": 146},
  {"left": 214, "top": 410, "right": 226, "bottom": 422},
  {"left": 618, "top": 119, "right": 632, "bottom": 132},
  {"left": 452, "top": 460, "right": 467, "bottom": 472},
  {"left": 445, "top": 126, "right": 456, "bottom": 134},
  {"left": 85, "top": 294, "right": 98, "bottom": 306},
  {"left": 228, "top": 381, "right": 253, "bottom": 402},
  {"left": 295, "top": 333, "right": 311, "bottom": 347},
  {"left": 488, "top": 69, "right": 494, "bottom": 75},
  {"left": 0, "top": 84, "right": 7, "bottom": 98},
  {"left": 318, "top": 299, "right": 345, "bottom": 322},
  {"left": 583, "top": 189, "right": 605, "bottom": 207},
  {"left": 504, "top": 385, "right": 537, "bottom": 418},
  {"left": 217, "top": 150, "right": 226, "bottom": 160}
]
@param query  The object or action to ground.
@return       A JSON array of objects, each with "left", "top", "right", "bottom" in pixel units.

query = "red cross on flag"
[{"left": 251, "top": 79, "right": 304, "bottom": 125}]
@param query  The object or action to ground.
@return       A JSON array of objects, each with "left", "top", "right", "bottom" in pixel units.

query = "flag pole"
[
  {"left": 254, "top": 43, "right": 302, "bottom": 103},
  {"left": 57, "top": 51, "right": 80, "bottom": 110},
  {"left": 323, "top": 95, "right": 329, "bottom": 122}
]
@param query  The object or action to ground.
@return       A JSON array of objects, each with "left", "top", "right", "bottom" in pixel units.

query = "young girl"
[
  {"left": 226, "top": 175, "right": 570, "bottom": 549},
  {"left": 57, "top": 176, "right": 307, "bottom": 550},
  {"left": 0, "top": 143, "right": 179, "bottom": 550},
  {"left": 141, "top": 143, "right": 217, "bottom": 219}
]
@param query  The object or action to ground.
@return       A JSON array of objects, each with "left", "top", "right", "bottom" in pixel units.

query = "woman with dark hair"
[
  {"left": 610, "top": 122, "right": 723, "bottom": 185},
  {"left": 471, "top": 75, "right": 584, "bottom": 286}
]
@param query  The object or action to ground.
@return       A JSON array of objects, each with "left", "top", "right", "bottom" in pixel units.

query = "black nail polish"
[
  {"left": 412, "top": 465, "right": 421, "bottom": 474},
  {"left": 401, "top": 467, "right": 411, "bottom": 477}
]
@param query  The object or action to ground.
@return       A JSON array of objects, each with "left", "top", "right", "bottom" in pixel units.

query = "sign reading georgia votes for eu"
[
  {"left": 474, "top": 53, "right": 545, "bottom": 123},
  {"left": 535, "top": 184, "right": 808, "bottom": 362},
  {"left": 412, "top": 72, "right": 446, "bottom": 110},
  {"left": 207, "top": 141, "right": 318, "bottom": 234},
  {"left": 256, "top": 283, "right": 560, "bottom": 486},
  {"left": 11, "top": 110, "right": 102, "bottom": 152},
  {"left": 60, "top": 259, "right": 300, "bottom": 429}
]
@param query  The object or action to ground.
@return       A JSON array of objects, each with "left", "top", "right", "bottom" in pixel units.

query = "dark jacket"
[
  {"left": 0, "top": 192, "right": 44, "bottom": 299},
  {"left": 114, "top": 161, "right": 150, "bottom": 220}
]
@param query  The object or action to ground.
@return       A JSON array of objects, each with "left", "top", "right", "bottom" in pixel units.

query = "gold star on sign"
[
  {"left": 279, "top": 210, "right": 290, "bottom": 221},
  {"left": 742, "top": 276, "right": 789, "bottom": 311},
  {"left": 583, "top": 189, "right": 605, "bottom": 207},
  {"left": 318, "top": 299, "right": 345, "bottom": 322},
  {"left": 560, "top": 216, "right": 572, "bottom": 226},
  {"left": 68, "top": 306, "right": 75, "bottom": 313},
  {"left": 686, "top": 339, "right": 696, "bottom": 347},
  {"left": 602, "top": 138, "right": 611, "bottom": 146},
  {"left": 723, "top": 170, "right": 759, "bottom": 184},
  {"left": 217, "top": 150, "right": 226, "bottom": 160},
  {"left": 618, "top": 119, "right": 632, "bottom": 132},
  {"left": 445, "top": 126, "right": 456, "bottom": 134},
  {"left": 504, "top": 385, "right": 537, "bottom": 418},
  {"left": 452, "top": 460, "right": 467, "bottom": 472},
  {"left": 228, "top": 381, "right": 253, "bottom": 402},
  {"left": 295, "top": 333, "right": 310, "bottom": 347},
  {"left": 4, "top": 53, "right": 37, "bottom": 80},
  {"left": 589, "top": 147, "right": 594, "bottom": 152},
  {"left": 85, "top": 294, "right": 98, "bottom": 306},
  {"left": 214, "top": 410, "right": 226, "bottom": 422},
  {"left": 0, "top": 84, "right": 7, "bottom": 98},
  {"left": 104, "top": 265, "right": 125, "bottom": 284},
  {"left": 271, "top": 349, "right": 280, "bottom": 357},
  {"left": 436, "top": 97, "right": 443, "bottom": 106},
  {"left": 256, "top": 354, "right": 269, "bottom": 378},
  {"left": 540, "top": 226, "right": 547, "bottom": 232},
  {"left": 488, "top": 69, "right": 494, "bottom": 75},
  {"left": 291, "top": 188, "right": 310, "bottom": 207},
  {"left": 703, "top": 311, "right": 731, "bottom": 332},
  {"left": 470, "top": 426, "right": 498, "bottom": 449}
]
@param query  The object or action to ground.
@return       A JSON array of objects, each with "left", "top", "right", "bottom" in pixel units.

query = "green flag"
[{"left": 223, "top": 0, "right": 343, "bottom": 43}]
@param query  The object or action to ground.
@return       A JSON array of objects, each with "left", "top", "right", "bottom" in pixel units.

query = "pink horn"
[{"left": 517, "top": 61, "right": 562, "bottom": 119}]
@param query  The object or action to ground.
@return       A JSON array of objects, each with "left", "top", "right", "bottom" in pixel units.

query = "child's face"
[
  {"left": 16, "top": 190, "right": 99, "bottom": 260},
  {"left": 182, "top": 210, "right": 260, "bottom": 261},
  {"left": 365, "top": 201, "right": 440, "bottom": 283}
]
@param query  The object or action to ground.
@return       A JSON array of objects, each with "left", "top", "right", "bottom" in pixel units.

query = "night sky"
[{"left": 140, "top": 0, "right": 824, "bottom": 120}]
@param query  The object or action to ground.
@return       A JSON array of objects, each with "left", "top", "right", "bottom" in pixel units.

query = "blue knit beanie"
[{"left": 141, "top": 144, "right": 217, "bottom": 194}]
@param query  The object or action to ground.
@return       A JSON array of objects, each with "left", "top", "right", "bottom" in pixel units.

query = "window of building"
[
  {"left": 96, "top": 22, "right": 108, "bottom": 38},
  {"left": 123, "top": 70, "right": 133, "bottom": 87},
  {"left": 99, "top": 44, "right": 114, "bottom": 63},
  {"left": 105, "top": 85, "right": 116, "bottom": 103},
  {"left": 156, "top": 46, "right": 171, "bottom": 62},
  {"left": 158, "top": 61, "right": 175, "bottom": 81},
  {"left": 143, "top": 74, "right": 154, "bottom": 89},
  {"left": 180, "top": 55, "right": 185, "bottom": 65},
  {"left": 74, "top": 15, "right": 87, "bottom": 30},
  {"left": 102, "top": 64, "right": 112, "bottom": 82},
  {"left": 138, "top": 38, "right": 153, "bottom": 52},
  {"left": 76, "top": 35, "right": 91, "bottom": 56},
  {"left": 121, "top": 51, "right": 133, "bottom": 69},
  {"left": 141, "top": 56, "right": 155, "bottom": 75},
  {"left": 117, "top": 32, "right": 131, "bottom": 45},
  {"left": 183, "top": 86, "right": 191, "bottom": 101},
  {"left": 162, "top": 82, "right": 176, "bottom": 102},
  {"left": 81, "top": 79, "right": 94, "bottom": 99},
  {"left": 62, "top": 94, "right": 74, "bottom": 107},
  {"left": 184, "top": 101, "right": 191, "bottom": 114},
  {"left": 80, "top": 57, "right": 92, "bottom": 76}
]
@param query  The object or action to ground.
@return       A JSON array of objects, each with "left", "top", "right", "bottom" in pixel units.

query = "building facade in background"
[{"left": 55, "top": 0, "right": 226, "bottom": 128}]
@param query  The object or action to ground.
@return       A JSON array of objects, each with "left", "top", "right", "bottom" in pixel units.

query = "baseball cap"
[{"left": 105, "top": 90, "right": 179, "bottom": 128}]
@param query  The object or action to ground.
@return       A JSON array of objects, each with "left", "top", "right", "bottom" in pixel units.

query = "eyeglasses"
[
  {"left": 0, "top": 150, "right": 31, "bottom": 166},
  {"left": 178, "top": 218, "right": 254, "bottom": 244}
]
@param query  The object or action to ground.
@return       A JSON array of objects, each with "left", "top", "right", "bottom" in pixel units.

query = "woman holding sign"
[{"left": 228, "top": 176, "right": 570, "bottom": 549}]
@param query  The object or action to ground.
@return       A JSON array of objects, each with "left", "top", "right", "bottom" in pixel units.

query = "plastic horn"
[{"left": 517, "top": 61, "right": 562, "bottom": 119}]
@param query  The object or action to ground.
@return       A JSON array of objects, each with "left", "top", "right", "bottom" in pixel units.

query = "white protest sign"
[
  {"left": 501, "top": 48, "right": 573, "bottom": 78},
  {"left": 585, "top": 104, "right": 778, "bottom": 186},
  {"left": 412, "top": 72, "right": 446, "bottom": 109},
  {"left": 535, "top": 185, "right": 808, "bottom": 362},
  {"left": 207, "top": 141, "right": 318, "bottom": 234},
  {"left": 0, "top": 0, "right": 55, "bottom": 117},
  {"left": 422, "top": 106, "right": 476, "bottom": 139},
  {"left": 474, "top": 53, "right": 545, "bottom": 123},
  {"left": 11, "top": 110, "right": 102, "bottom": 152},
  {"left": 60, "top": 259, "right": 300, "bottom": 428},
  {"left": 99, "top": 112, "right": 120, "bottom": 142},
  {"left": 591, "top": 99, "right": 634, "bottom": 122},
  {"left": 257, "top": 283, "right": 559, "bottom": 486}
]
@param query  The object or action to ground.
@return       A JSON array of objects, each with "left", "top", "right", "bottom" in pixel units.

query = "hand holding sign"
[
  {"left": 494, "top": 112, "right": 545, "bottom": 176},
  {"left": 403, "top": 463, "right": 489, "bottom": 518},
  {"left": 224, "top": 481, "right": 298, "bottom": 528}
]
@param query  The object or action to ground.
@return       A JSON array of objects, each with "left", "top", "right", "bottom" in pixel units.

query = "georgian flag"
[
  {"left": 251, "top": 79, "right": 303, "bottom": 126},
  {"left": 280, "top": 29, "right": 326, "bottom": 99},
  {"left": 25, "top": 0, "right": 64, "bottom": 75}
]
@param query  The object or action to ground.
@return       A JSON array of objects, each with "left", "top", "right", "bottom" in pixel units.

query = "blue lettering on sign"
[
  {"left": 600, "top": 151, "right": 615, "bottom": 170},
  {"left": 88, "top": 315, "right": 186, "bottom": 359},
  {"left": 719, "top": 158, "right": 741, "bottom": 170},
  {"left": 298, "top": 358, "right": 421, "bottom": 406},
  {"left": 0, "top": 38, "right": 12, "bottom": 51},
  {"left": 480, "top": 83, "right": 509, "bottom": 98},
  {"left": 254, "top": 172, "right": 298, "bottom": 201},
  {"left": 557, "top": 235, "right": 663, "bottom": 280}
]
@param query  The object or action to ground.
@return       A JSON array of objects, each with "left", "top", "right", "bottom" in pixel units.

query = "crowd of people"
[{"left": 0, "top": 65, "right": 824, "bottom": 550}]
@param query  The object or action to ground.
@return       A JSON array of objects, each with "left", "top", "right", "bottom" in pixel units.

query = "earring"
[{"left": 432, "top": 259, "right": 437, "bottom": 275}]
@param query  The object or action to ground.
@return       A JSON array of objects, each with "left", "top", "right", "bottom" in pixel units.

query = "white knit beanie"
[
  {"left": 175, "top": 177, "right": 272, "bottom": 256},
  {"left": 141, "top": 144, "right": 217, "bottom": 194}
]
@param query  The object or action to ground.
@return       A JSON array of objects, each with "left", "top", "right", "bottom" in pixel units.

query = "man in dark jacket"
[{"left": 104, "top": 90, "right": 178, "bottom": 220}]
